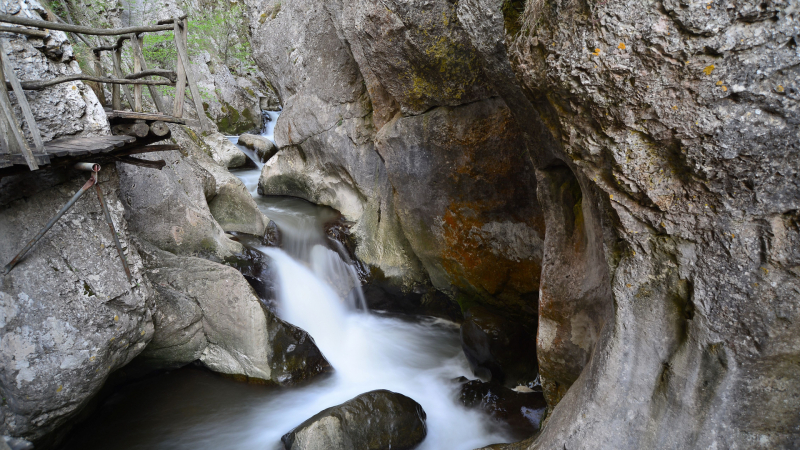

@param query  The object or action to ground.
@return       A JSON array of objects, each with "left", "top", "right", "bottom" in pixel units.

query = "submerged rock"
[
  {"left": 239, "top": 133, "right": 278, "bottom": 162},
  {"left": 282, "top": 390, "right": 427, "bottom": 450},
  {"left": 460, "top": 306, "right": 538, "bottom": 388},
  {"left": 457, "top": 378, "right": 546, "bottom": 441}
]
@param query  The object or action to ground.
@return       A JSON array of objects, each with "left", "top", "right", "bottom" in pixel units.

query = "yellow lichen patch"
[
  {"left": 716, "top": 80, "right": 723, "bottom": 86},
  {"left": 113, "top": 315, "right": 119, "bottom": 321},
  {"left": 722, "top": 86, "right": 727, "bottom": 92},
  {"left": 56, "top": 385, "right": 63, "bottom": 393},
  {"left": 618, "top": 42, "right": 626, "bottom": 50},
  {"left": 672, "top": 105, "right": 678, "bottom": 110},
  {"left": 777, "top": 85, "right": 784, "bottom": 92},
  {"left": 703, "top": 65, "right": 715, "bottom": 75},
  {"left": 591, "top": 48, "right": 601, "bottom": 56}
]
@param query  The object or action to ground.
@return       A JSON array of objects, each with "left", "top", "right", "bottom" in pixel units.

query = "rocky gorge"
[{"left": 1, "top": 0, "right": 799, "bottom": 449}]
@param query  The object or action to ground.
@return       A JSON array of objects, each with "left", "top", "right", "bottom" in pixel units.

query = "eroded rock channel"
[{"left": 0, "top": 0, "right": 798, "bottom": 449}]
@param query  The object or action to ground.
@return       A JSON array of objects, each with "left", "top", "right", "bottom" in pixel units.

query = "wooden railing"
[{"left": 0, "top": 13, "right": 211, "bottom": 170}]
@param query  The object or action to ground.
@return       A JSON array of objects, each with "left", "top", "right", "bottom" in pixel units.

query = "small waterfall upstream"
[
  {"left": 228, "top": 112, "right": 511, "bottom": 449},
  {"left": 62, "top": 112, "right": 512, "bottom": 450}
]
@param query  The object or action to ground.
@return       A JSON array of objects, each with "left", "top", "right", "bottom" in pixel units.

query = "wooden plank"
[
  {"left": 1, "top": 39, "right": 44, "bottom": 154},
  {"left": 4, "top": 153, "right": 49, "bottom": 165},
  {"left": 0, "top": 55, "right": 37, "bottom": 170},
  {"left": 106, "top": 110, "right": 185, "bottom": 124},
  {"left": 174, "top": 19, "right": 209, "bottom": 131},
  {"left": 112, "top": 47, "right": 134, "bottom": 108},
  {"left": 130, "top": 33, "right": 166, "bottom": 113},
  {"left": 172, "top": 19, "right": 186, "bottom": 119}
]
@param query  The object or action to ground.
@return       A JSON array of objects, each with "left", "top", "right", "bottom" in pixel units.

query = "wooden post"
[
  {"left": 90, "top": 51, "right": 107, "bottom": 106},
  {"left": 112, "top": 46, "right": 134, "bottom": 109},
  {"left": 173, "top": 18, "right": 210, "bottom": 132},
  {"left": 131, "top": 34, "right": 142, "bottom": 112},
  {"left": 0, "top": 40, "right": 44, "bottom": 155},
  {"left": 130, "top": 33, "right": 166, "bottom": 113},
  {"left": 0, "top": 57, "right": 37, "bottom": 170},
  {"left": 171, "top": 20, "right": 187, "bottom": 118}
]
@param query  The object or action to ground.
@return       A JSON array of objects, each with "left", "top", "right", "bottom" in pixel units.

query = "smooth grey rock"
[
  {"left": 117, "top": 150, "right": 243, "bottom": 261},
  {"left": 248, "top": 0, "right": 430, "bottom": 294},
  {"left": 238, "top": 133, "right": 278, "bottom": 162},
  {"left": 204, "top": 132, "right": 248, "bottom": 169},
  {"left": 282, "top": 390, "right": 427, "bottom": 450},
  {"left": 0, "top": 169, "right": 152, "bottom": 441},
  {"left": 135, "top": 243, "right": 332, "bottom": 384}
]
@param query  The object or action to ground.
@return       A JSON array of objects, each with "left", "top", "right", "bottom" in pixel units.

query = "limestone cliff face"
[
  {"left": 248, "top": 0, "right": 799, "bottom": 447},
  {"left": 247, "top": 0, "right": 546, "bottom": 347},
  {"left": 497, "top": 0, "right": 800, "bottom": 448}
]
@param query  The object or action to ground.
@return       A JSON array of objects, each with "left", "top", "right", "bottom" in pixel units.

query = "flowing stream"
[{"left": 61, "top": 112, "right": 512, "bottom": 450}]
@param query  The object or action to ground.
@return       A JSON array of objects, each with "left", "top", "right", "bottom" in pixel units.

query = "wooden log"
[
  {"left": 0, "top": 39, "right": 44, "bottom": 154},
  {"left": 0, "top": 25, "right": 48, "bottom": 38},
  {"left": 125, "top": 68, "right": 176, "bottom": 82},
  {"left": 92, "top": 36, "right": 129, "bottom": 54},
  {"left": 173, "top": 19, "right": 211, "bottom": 132},
  {"left": 148, "top": 120, "right": 169, "bottom": 136},
  {"left": 171, "top": 19, "right": 187, "bottom": 118},
  {"left": 112, "top": 46, "right": 134, "bottom": 109},
  {"left": 130, "top": 34, "right": 167, "bottom": 113},
  {"left": 90, "top": 51, "right": 107, "bottom": 106},
  {"left": 112, "top": 122, "right": 149, "bottom": 137},
  {"left": 132, "top": 34, "right": 142, "bottom": 112},
  {"left": 0, "top": 14, "right": 174, "bottom": 36},
  {"left": 156, "top": 14, "right": 187, "bottom": 25},
  {"left": 6, "top": 74, "right": 175, "bottom": 91},
  {"left": 0, "top": 49, "right": 37, "bottom": 170}
]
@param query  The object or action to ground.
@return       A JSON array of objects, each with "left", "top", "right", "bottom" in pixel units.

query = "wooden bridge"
[
  {"left": 0, "top": 12, "right": 212, "bottom": 173},
  {"left": 0, "top": 11, "right": 212, "bottom": 279}
]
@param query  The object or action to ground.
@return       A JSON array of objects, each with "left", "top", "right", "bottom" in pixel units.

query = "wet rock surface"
[
  {"left": 281, "top": 390, "right": 427, "bottom": 450},
  {"left": 457, "top": 378, "right": 547, "bottom": 441},
  {"left": 460, "top": 306, "right": 538, "bottom": 388},
  {"left": 238, "top": 133, "right": 278, "bottom": 163}
]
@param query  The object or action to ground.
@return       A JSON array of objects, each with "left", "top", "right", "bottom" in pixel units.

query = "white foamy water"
[
  {"left": 228, "top": 110, "right": 281, "bottom": 194},
  {"left": 66, "top": 122, "right": 511, "bottom": 450},
  {"left": 236, "top": 195, "right": 511, "bottom": 449}
]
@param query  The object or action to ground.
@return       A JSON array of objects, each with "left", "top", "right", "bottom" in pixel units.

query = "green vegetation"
[{"left": 42, "top": 0, "right": 259, "bottom": 109}]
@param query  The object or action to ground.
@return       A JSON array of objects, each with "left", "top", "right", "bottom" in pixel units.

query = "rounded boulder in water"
[{"left": 281, "top": 390, "right": 427, "bottom": 450}]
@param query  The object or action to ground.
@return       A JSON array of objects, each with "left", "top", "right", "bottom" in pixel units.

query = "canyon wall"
[{"left": 247, "top": 0, "right": 800, "bottom": 447}]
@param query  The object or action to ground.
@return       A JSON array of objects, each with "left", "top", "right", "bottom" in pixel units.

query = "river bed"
[{"left": 59, "top": 115, "right": 512, "bottom": 450}]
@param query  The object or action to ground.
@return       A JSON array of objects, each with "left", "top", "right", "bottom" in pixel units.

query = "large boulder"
[
  {"left": 281, "top": 390, "right": 427, "bottom": 450},
  {"left": 134, "top": 243, "right": 331, "bottom": 384},
  {"left": 238, "top": 133, "right": 278, "bottom": 162},
  {"left": 117, "top": 150, "right": 243, "bottom": 260},
  {"left": 0, "top": 169, "right": 152, "bottom": 443}
]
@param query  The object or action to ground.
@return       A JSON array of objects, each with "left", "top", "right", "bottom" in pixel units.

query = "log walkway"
[{"left": 0, "top": 12, "right": 209, "bottom": 172}]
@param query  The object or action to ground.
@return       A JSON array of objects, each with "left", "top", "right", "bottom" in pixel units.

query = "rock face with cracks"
[
  {"left": 247, "top": 0, "right": 544, "bottom": 379},
  {"left": 0, "top": 170, "right": 151, "bottom": 443},
  {"left": 248, "top": 0, "right": 800, "bottom": 448}
]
